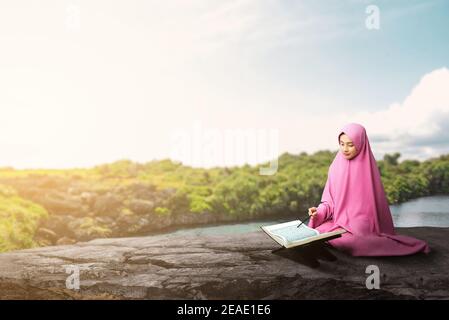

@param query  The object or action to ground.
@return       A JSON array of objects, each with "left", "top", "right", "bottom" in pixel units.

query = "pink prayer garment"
[{"left": 308, "top": 123, "right": 430, "bottom": 256}]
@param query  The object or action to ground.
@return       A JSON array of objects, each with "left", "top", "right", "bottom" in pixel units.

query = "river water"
[{"left": 164, "top": 195, "right": 449, "bottom": 237}]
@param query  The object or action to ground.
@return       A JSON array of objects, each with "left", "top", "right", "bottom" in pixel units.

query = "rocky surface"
[{"left": 0, "top": 227, "right": 448, "bottom": 300}]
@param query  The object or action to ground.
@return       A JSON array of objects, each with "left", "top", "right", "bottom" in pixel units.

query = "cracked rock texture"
[{"left": 0, "top": 227, "right": 447, "bottom": 299}]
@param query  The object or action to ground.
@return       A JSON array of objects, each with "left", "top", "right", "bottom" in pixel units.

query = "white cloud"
[
  {"left": 271, "top": 67, "right": 449, "bottom": 163},
  {"left": 341, "top": 67, "right": 449, "bottom": 161},
  {"left": 167, "top": 68, "right": 449, "bottom": 167}
]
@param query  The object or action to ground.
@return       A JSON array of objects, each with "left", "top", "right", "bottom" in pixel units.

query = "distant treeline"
[{"left": 0, "top": 151, "right": 448, "bottom": 252}]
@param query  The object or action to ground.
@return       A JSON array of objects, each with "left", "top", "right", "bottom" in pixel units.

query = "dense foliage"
[
  {"left": 0, "top": 185, "right": 48, "bottom": 252},
  {"left": 0, "top": 151, "right": 447, "bottom": 252}
]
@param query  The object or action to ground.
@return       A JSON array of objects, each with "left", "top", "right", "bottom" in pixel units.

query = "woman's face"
[{"left": 339, "top": 133, "right": 357, "bottom": 160}]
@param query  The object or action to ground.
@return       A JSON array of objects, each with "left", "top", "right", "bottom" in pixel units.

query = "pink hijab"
[{"left": 309, "top": 123, "right": 430, "bottom": 256}]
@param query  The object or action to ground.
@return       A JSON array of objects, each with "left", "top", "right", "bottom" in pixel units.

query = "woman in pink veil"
[{"left": 308, "top": 123, "right": 430, "bottom": 256}]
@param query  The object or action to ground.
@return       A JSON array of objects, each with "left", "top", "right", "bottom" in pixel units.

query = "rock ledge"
[{"left": 0, "top": 227, "right": 447, "bottom": 299}]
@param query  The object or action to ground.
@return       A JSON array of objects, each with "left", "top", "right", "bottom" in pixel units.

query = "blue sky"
[
  {"left": 285, "top": 0, "right": 449, "bottom": 111},
  {"left": 0, "top": 0, "right": 448, "bottom": 168}
]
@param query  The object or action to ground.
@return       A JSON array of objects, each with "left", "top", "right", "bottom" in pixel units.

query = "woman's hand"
[{"left": 308, "top": 207, "right": 318, "bottom": 219}]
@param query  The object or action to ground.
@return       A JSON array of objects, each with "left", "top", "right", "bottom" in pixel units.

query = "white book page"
[
  {"left": 262, "top": 220, "right": 319, "bottom": 244},
  {"left": 261, "top": 220, "right": 346, "bottom": 248},
  {"left": 270, "top": 222, "right": 319, "bottom": 244}
]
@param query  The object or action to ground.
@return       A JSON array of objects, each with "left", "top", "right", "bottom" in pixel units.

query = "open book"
[{"left": 260, "top": 220, "right": 346, "bottom": 249}]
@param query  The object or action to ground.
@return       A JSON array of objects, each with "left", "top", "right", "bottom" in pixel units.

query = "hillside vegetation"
[{"left": 0, "top": 151, "right": 447, "bottom": 252}]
